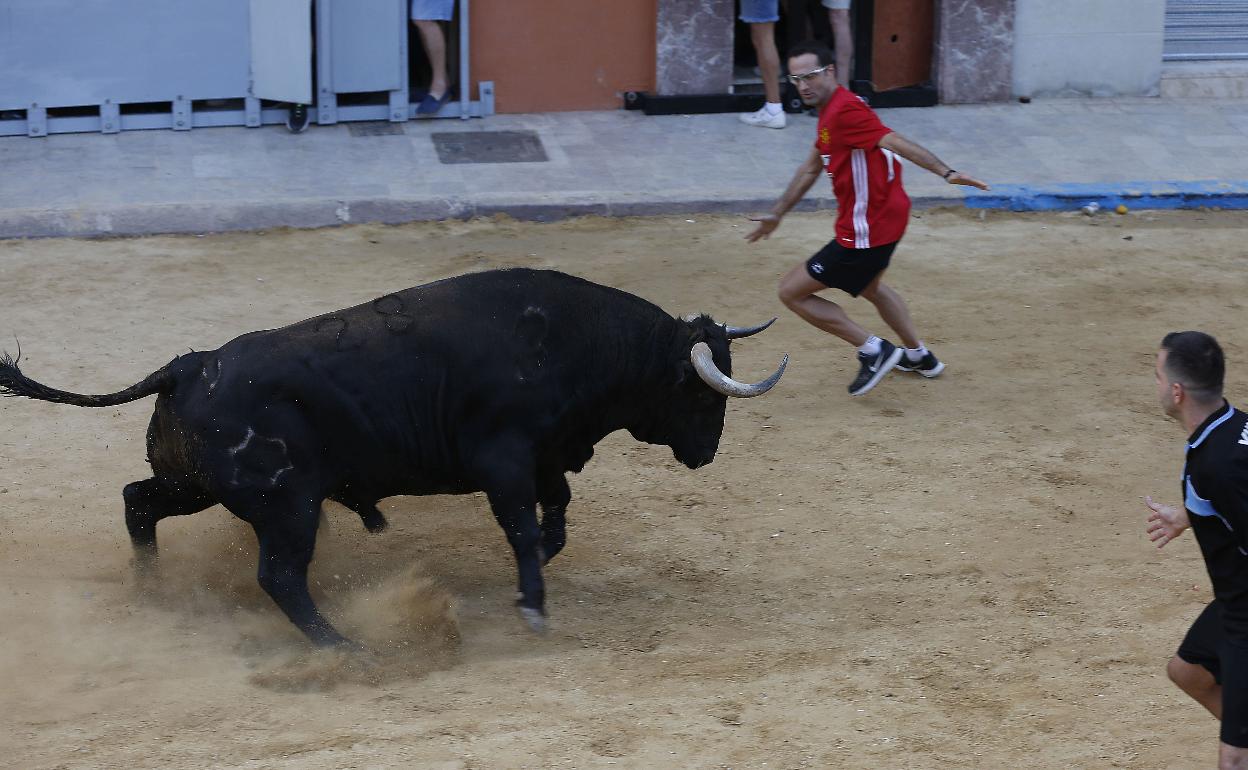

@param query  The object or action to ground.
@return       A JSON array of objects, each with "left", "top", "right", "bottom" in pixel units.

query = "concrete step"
[{"left": 1160, "top": 60, "right": 1248, "bottom": 98}]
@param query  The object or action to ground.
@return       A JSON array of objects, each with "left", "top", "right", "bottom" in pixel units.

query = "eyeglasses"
[{"left": 787, "top": 65, "right": 832, "bottom": 85}]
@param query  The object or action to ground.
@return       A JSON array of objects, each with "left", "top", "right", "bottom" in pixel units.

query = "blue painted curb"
[{"left": 963, "top": 181, "right": 1248, "bottom": 211}]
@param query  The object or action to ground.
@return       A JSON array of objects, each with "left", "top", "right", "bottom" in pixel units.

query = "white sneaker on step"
[{"left": 738, "top": 107, "right": 786, "bottom": 129}]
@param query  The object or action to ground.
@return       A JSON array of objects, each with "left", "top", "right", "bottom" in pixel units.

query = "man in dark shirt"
[{"left": 1145, "top": 330, "right": 1248, "bottom": 769}]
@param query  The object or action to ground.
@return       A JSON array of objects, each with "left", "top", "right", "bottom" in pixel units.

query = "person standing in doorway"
[
  {"left": 745, "top": 42, "right": 988, "bottom": 396},
  {"left": 286, "top": 0, "right": 316, "bottom": 133},
  {"left": 738, "top": 1, "right": 786, "bottom": 129},
  {"left": 412, "top": 0, "right": 453, "bottom": 115},
  {"left": 1145, "top": 331, "right": 1248, "bottom": 769},
  {"left": 822, "top": 0, "right": 853, "bottom": 89}
]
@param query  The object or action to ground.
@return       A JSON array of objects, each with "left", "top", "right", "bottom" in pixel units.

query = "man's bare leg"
[
  {"left": 777, "top": 263, "right": 869, "bottom": 344},
  {"left": 1168, "top": 655, "right": 1222, "bottom": 718},
  {"left": 1220, "top": 743, "right": 1248, "bottom": 770},
  {"left": 859, "top": 276, "right": 921, "bottom": 350}
]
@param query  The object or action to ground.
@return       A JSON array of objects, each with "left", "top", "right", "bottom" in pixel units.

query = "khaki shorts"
[{"left": 822, "top": 0, "right": 851, "bottom": 9}]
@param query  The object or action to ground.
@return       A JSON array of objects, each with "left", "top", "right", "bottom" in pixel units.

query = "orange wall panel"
[
  {"left": 871, "top": 0, "right": 934, "bottom": 92},
  {"left": 470, "top": 0, "right": 657, "bottom": 113}
]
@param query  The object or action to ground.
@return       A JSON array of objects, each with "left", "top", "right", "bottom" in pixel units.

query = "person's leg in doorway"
[
  {"left": 412, "top": 0, "right": 455, "bottom": 114},
  {"left": 286, "top": 0, "right": 315, "bottom": 132},
  {"left": 823, "top": 0, "right": 853, "bottom": 88},
  {"left": 739, "top": 1, "right": 786, "bottom": 129}
]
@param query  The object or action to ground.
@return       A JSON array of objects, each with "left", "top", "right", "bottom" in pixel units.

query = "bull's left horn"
[
  {"left": 691, "top": 342, "right": 788, "bottom": 398},
  {"left": 723, "top": 317, "right": 777, "bottom": 339}
]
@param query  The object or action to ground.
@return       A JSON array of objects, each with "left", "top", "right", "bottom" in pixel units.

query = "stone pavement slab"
[{"left": 2, "top": 97, "right": 1248, "bottom": 238}]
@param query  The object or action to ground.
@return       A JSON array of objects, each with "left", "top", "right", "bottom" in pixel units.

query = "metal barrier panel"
[
  {"left": 316, "top": 0, "right": 409, "bottom": 123},
  {"left": 0, "top": 0, "right": 251, "bottom": 109},
  {"left": 0, "top": 0, "right": 490, "bottom": 136},
  {"left": 326, "top": 0, "right": 404, "bottom": 93}
]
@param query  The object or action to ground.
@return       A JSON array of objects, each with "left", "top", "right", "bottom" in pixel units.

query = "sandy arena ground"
[{"left": 1, "top": 209, "right": 1246, "bottom": 769}]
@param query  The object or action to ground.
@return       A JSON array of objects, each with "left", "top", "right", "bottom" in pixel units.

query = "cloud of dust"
[
  {"left": 147, "top": 508, "right": 463, "bottom": 691},
  {"left": 3, "top": 504, "right": 462, "bottom": 713}
]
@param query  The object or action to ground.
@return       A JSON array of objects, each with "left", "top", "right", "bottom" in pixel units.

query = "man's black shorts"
[
  {"left": 1177, "top": 599, "right": 1248, "bottom": 747},
  {"left": 805, "top": 239, "right": 899, "bottom": 297}
]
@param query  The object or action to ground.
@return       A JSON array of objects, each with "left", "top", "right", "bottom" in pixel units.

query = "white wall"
[{"left": 1013, "top": 0, "right": 1165, "bottom": 97}]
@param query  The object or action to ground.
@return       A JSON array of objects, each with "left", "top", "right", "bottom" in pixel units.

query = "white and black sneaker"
[
  {"left": 848, "top": 340, "right": 903, "bottom": 396},
  {"left": 896, "top": 351, "right": 946, "bottom": 378},
  {"left": 738, "top": 106, "right": 786, "bottom": 129},
  {"left": 286, "top": 103, "right": 310, "bottom": 134}
]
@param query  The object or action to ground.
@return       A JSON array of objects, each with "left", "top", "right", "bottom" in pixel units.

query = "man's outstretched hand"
[
  {"left": 947, "top": 172, "right": 990, "bottom": 191},
  {"left": 745, "top": 214, "right": 781, "bottom": 243}
]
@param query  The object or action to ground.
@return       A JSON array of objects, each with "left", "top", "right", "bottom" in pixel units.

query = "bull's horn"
[
  {"left": 723, "top": 317, "right": 777, "bottom": 339},
  {"left": 690, "top": 342, "right": 788, "bottom": 398}
]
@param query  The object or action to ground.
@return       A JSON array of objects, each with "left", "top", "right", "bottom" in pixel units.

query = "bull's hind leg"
[{"left": 122, "top": 478, "right": 214, "bottom": 569}]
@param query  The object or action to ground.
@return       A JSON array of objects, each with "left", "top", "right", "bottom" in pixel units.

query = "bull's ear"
[{"left": 680, "top": 313, "right": 714, "bottom": 344}]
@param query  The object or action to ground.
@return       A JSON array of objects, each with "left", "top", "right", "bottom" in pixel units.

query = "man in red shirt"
[{"left": 746, "top": 42, "right": 989, "bottom": 397}]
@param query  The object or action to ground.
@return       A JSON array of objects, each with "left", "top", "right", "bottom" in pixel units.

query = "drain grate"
[
  {"left": 431, "top": 130, "right": 548, "bottom": 164},
  {"left": 348, "top": 122, "right": 406, "bottom": 137}
]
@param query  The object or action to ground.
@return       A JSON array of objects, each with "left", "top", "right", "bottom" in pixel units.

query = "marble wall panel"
[
  {"left": 937, "top": 0, "right": 1015, "bottom": 103},
  {"left": 656, "top": 0, "right": 734, "bottom": 95}
]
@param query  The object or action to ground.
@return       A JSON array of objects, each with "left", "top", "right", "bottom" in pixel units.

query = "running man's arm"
[
  {"left": 745, "top": 146, "right": 824, "bottom": 243},
  {"left": 1145, "top": 495, "right": 1191, "bottom": 549},
  {"left": 878, "top": 132, "right": 990, "bottom": 190}
]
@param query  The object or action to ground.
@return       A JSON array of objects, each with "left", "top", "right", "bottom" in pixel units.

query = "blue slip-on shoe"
[{"left": 416, "top": 91, "right": 451, "bottom": 115}]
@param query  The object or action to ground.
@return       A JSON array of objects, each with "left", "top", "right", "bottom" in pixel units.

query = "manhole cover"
[
  {"left": 431, "top": 130, "right": 548, "bottom": 164},
  {"left": 348, "top": 122, "right": 406, "bottom": 137}
]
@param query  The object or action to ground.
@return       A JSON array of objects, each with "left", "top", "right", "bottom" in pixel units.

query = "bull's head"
[{"left": 632, "top": 315, "right": 787, "bottom": 469}]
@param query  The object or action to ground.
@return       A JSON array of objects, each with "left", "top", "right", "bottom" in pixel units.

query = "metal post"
[
  {"left": 244, "top": 96, "right": 262, "bottom": 127},
  {"left": 459, "top": 0, "right": 470, "bottom": 119},
  {"left": 172, "top": 95, "right": 192, "bottom": 130},
  {"left": 27, "top": 104, "right": 47, "bottom": 137},
  {"left": 316, "top": 0, "right": 337, "bottom": 124},
  {"left": 101, "top": 100, "right": 120, "bottom": 134},
  {"left": 390, "top": 0, "right": 409, "bottom": 121}
]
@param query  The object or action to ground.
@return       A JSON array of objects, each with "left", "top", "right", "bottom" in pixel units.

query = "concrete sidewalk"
[{"left": 3, "top": 96, "right": 1248, "bottom": 239}]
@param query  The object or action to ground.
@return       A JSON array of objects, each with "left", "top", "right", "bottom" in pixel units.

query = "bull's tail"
[{"left": 0, "top": 349, "right": 175, "bottom": 407}]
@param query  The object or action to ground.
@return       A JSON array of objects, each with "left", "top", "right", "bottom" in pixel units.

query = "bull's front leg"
[{"left": 479, "top": 442, "right": 547, "bottom": 633}]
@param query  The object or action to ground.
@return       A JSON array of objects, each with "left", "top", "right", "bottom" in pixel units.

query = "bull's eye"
[{"left": 695, "top": 388, "right": 721, "bottom": 406}]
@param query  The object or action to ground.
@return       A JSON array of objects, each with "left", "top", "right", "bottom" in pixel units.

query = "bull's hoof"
[
  {"left": 333, "top": 640, "right": 381, "bottom": 667},
  {"left": 517, "top": 605, "right": 548, "bottom": 634},
  {"left": 129, "top": 546, "right": 159, "bottom": 581},
  {"left": 540, "top": 539, "right": 565, "bottom": 565}
]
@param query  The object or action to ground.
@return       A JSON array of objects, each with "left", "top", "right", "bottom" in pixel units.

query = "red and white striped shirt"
[{"left": 815, "top": 87, "right": 910, "bottom": 248}]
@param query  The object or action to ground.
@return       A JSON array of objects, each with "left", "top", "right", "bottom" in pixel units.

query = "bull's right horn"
[{"left": 690, "top": 342, "right": 788, "bottom": 398}]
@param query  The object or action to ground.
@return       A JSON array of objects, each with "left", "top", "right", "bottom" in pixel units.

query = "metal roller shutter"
[{"left": 1165, "top": 0, "right": 1248, "bottom": 61}]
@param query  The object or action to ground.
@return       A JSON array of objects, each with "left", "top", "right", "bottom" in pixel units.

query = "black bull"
[{"left": 0, "top": 268, "right": 786, "bottom": 646}]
